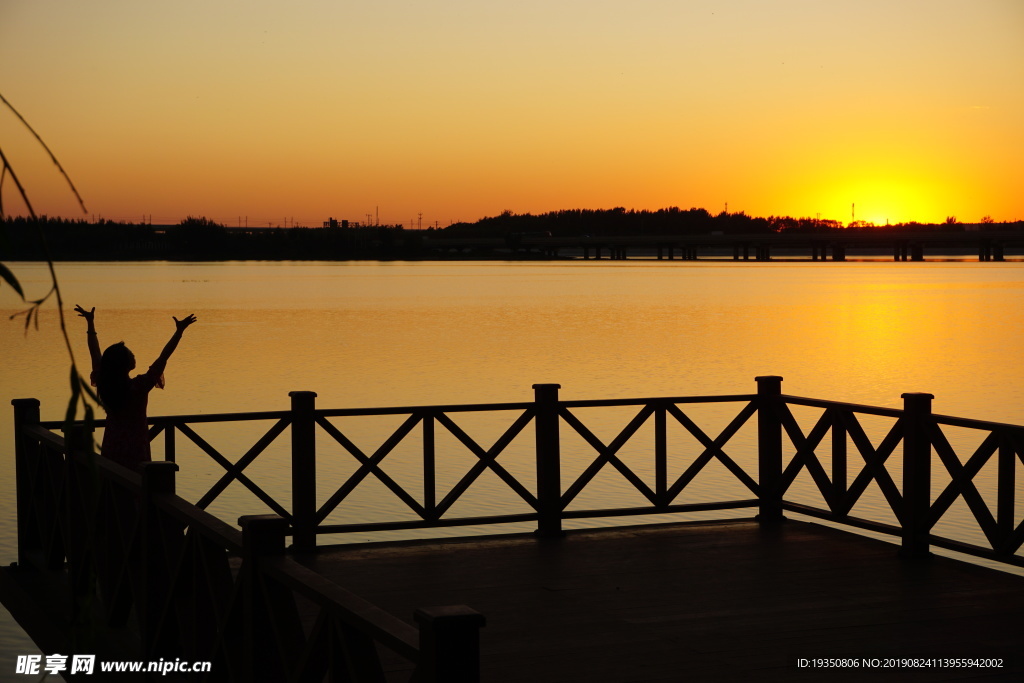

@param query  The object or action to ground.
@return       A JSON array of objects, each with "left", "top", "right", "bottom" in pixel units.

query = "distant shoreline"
[{"left": 4, "top": 217, "right": 1023, "bottom": 263}]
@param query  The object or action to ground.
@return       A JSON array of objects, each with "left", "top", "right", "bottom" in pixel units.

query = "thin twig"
[
  {"left": 0, "top": 92, "right": 86, "bottom": 213},
  {"left": 0, "top": 143, "right": 38, "bottom": 218}
]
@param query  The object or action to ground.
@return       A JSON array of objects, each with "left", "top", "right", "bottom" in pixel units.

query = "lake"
[{"left": 3, "top": 259, "right": 1024, "bottom": 660}]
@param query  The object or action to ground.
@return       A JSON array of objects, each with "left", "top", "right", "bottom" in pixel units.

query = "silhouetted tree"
[{"left": 168, "top": 216, "right": 228, "bottom": 257}]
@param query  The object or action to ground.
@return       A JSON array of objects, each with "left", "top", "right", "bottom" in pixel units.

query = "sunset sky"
[{"left": 2, "top": 0, "right": 1022, "bottom": 228}]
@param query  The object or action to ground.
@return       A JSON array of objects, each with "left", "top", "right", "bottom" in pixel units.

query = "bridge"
[
  {"left": 4, "top": 377, "right": 1024, "bottom": 680},
  {"left": 424, "top": 230, "right": 1024, "bottom": 261}
]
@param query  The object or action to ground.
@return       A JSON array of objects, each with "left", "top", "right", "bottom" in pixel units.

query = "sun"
[{"left": 821, "top": 176, "right": 943, "bottom": 226}]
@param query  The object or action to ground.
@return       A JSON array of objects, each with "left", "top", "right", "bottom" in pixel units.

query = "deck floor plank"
[{"left": 299, "top": 519, "right": 1024, "bottom": 682}]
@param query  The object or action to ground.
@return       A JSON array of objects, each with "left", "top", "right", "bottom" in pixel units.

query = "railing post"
[
  {"left": 12, "top": 399, "right": 41, "bottom": 568},
  {"left": 901, "top": 392, "right": 934, "bottom": 559},
  {"left": 533, "top": 384, "right": 563, "bottom": 538},
  {"left": 239, "top": 514, "right": 289, "bottom": 683},
  {"left": 289, "top": 391, "right": 318, "bottom": 552},
  {"left": 755, "top": 376, "right": 784, "bottom": 524},
  {"left": 63, "top": 418, "right": 97, "bottom": 599},
  {"left": 140, "top": 460, "right": 179, "bottom": 658},
  {"left": 415, "top": 605, "right": 486, "bottom": 683}
]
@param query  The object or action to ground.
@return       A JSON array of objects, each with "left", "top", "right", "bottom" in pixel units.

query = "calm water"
[{"left": 2, "top": 259, "right": 1024, "bottom": 661}]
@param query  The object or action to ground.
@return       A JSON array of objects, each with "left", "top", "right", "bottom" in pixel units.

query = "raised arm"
[
  {"left": 150, "top": 314, "right": 197, "bottom": 375},
  {"left": 74, "top": 305, "right": 102, "bottom": 378}
]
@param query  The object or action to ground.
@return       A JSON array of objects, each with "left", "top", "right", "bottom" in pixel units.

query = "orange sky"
[{"left": 2, "top": 0, "right": 1022, "bottom": 227}]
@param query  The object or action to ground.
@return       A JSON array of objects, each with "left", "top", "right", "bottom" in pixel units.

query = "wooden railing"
[
  {"left": 24, "top": 375, "right": 1024, "bottom": 565},
  {"left": 13, "top": 376, "right": 1024, "bottom": 676},
  {"left": 12, "top": 399, "right": 484, "bottom": 683},
  {"left": 776, "top": 389, "right": 1024, "bottom": 565}
]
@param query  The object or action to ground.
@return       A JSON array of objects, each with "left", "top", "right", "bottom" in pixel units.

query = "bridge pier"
[
  {"left": 911, "top": 243, "right": 924, "bottom": 261},
  {"left": 994, "top": 244, "right": 1005, "bottom": 261},
  {"left": 831, "top": 244, "right": 846, "bottom": 262}
]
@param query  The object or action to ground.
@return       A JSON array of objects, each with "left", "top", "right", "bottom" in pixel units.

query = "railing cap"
[
  {"left": 289, "top": 390, "right": 318, "bottom": 398},
  {"left": 239, "top": 514, "right": 289, "bottom": 556},
  {"left": 11, "top": 398, "right": 41, "bottom": 408},
  {"left": 239, "top": 513, "right": 288, "bottom": 529},
  {"left": 414, "top": 605, "right": 486, "bottom": 628},
  {"left": 901, "top": 392, "right": 935, "bottom": 413},
  {"left": 755, "top": 376, "right": 783, "bottom": 394},
  {"left": 141, "top": 460, "right": 178, "bottom": 494},
  {"left": 532, "top": 383, "right": 561, "bottom": 390}
]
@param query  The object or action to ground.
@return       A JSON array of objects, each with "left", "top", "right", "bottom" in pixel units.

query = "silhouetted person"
[{"left": 76, "top": 305, "right": 197, "bottom": 470}]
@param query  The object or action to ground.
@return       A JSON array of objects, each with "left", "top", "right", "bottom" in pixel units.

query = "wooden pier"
[{"left": 5, "top": 377, "right": 1024, "bottom": 681}]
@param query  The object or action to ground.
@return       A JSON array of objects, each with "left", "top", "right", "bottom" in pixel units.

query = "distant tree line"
[
  {"left": 444, "top": 207, "right": 1022, "bottom": 237},
  {"left": 0, "top": 215, "right": 424, "bottom": 261},
  {"left": 3, "top": 210, "right": 1022, "bottom": 261}
]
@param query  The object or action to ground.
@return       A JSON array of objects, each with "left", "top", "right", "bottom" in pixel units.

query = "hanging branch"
[
  {"left": 0, "top": 91, "right": 86, "bottom": 213},
  {"left": 1, "top": 91, "right": 98, "bottom": 422}
]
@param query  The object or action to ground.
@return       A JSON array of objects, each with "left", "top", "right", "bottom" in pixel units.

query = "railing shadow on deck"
[{"left": 12, "top": 375, "right": 1024, "bottom": 680}]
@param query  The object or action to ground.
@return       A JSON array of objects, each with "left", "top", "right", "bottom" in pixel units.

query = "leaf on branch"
[
  {"left": 0, "top": 262, "right": 24, "bottom": 299},
  {"left": 0, "top": 144, "right": 36, "bottom": 219},
  {"left": 65, "top": 364, "right": 82, "bottom": 425},
  {"left": 0, "top": 162, "right": 7, "bottom": 217}
]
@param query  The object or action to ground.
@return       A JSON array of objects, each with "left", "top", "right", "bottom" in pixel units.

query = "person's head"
[{"left": 98, "top": 342, "right": 135, "bottom": 410}]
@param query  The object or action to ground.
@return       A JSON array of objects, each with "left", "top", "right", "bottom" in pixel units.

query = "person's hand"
[
  {"left": 173, "top": 314, "right": 197, "bottom": 332},
  {"left": 74, "top": 305, "right": 95, "bottom": 323}
]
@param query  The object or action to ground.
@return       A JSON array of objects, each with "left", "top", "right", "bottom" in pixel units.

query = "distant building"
[{"left": 323, "top": 218, "right": 350, "bottom": 229}]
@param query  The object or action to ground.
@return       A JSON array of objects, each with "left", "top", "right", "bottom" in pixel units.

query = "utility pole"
[{"left": 418, "top": 212, "right": 423, "bottom": 230}]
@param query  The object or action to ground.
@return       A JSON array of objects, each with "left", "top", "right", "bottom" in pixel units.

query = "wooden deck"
[{"left": 299, "top": 519, "right": 1024, "bottom": 682}]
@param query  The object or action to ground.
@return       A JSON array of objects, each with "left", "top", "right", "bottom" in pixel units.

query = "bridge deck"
[{"left": 299, "top": 519, "right": 1024, "bottom": 682}]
